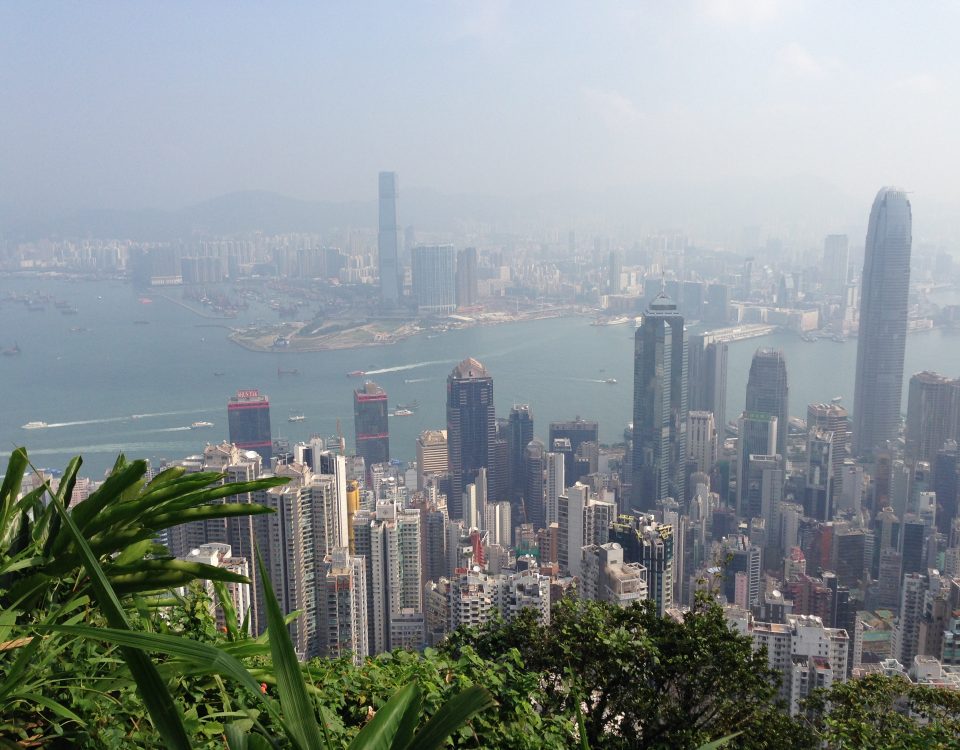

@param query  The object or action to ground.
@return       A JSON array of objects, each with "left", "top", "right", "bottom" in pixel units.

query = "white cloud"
[{"left": 895, "top": 73, "right": 943, "bottom": 96}]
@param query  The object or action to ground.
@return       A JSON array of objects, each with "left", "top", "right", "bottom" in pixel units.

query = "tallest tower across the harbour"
[
  {"left": 852, "top": 187, "right": 913, "bottom": 457},
  {"left": 377, "top": 171, "right": 401, "bottom": 305}
]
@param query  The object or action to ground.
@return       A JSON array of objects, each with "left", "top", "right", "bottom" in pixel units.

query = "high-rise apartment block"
[
  {"left": 415, "top": 429, "right": 448, "bottom": 490},
  {"left": 581, "top": 542, "right": 648, "bottom": 606},
  {"left": 321, "top": 547, "right": 369, "bottom": 665},
  {"left": 609, "top": 514, "right": 675, "bottom": 614},
  {"left": 853, "top": 188, "right": 912, "bottom": 456},
  {"left": 455, "top": 247, "right": 479, "bottom": 308}
]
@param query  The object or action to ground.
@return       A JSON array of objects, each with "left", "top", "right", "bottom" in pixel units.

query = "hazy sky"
[{"left": 2, "top": 1, "right": 957, "bottom": 219}]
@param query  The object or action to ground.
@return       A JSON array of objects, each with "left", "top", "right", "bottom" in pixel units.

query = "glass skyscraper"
[
  {"left": 745, "top": 348, "right": 789, "bottom": 459},
  {"left": 227, "top": 389, "right": 272, "bottom": 461},
  {"left": 353, "top": 381, "right": 390, "bottom": 474},
  {"left": 852, "top": 188, "right": 912, "bottom": 456},
  {"left": 446, "top": 358, "right": 497, "bottom": 520},
  {"left": 631, "top": 292, "right": 687, "bottom": 512}
]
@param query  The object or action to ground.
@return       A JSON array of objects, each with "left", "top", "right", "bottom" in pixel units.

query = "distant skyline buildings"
[
  {"left": 411, "top": 244, "right": 457, "bottom": 315},
  {"left": 377, "top": 171, "right": 401, "bottom": 305},
  {"left": 852, "top": 187, "right": 913, "bottom": 457}
]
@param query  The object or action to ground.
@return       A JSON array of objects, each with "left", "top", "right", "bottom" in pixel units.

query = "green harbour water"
[{"left": 2, "top": 276, "right": 959, "bottom": 478}]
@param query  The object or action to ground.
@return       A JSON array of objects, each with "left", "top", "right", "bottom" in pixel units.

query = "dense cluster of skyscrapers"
[{"left": 37, "top": 184, "right": 960, "bottom": 700}]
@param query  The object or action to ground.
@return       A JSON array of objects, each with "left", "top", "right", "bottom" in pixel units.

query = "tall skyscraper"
[
  {"left": 227, "top": 389, "right": 272, "bottom": 462},
  {"left": 852, "top": 187, "right": 913, "bottom": 456},
  {"left": 415, "top": 429, "right": 448, "bottom": 490},
  {"left": 736, "top": 412, "right": 778, "bottom": 519},
  {"left": 687, "top": 410, "right": 718, "bottom": 475},
  {"left": 446, "top": 358, "right": 497, "bottom": 520},
  {"left": 822, "top": 234, "right": 850, "bottom": 296},
  {"left": 808, "top": 402, "right": 850, "bottom": 509},
  {"left": 905, "top": 371, "right": 960, "bottom": 467},
  {"left": 506, "top": 405, "right": 534, "bottom": 500},
  {"left": 688, "top": 334, "right": 728, "bottom": 430},
  {"left": 631, "top": 292, "right": 687, "bottom": 511},
  {"left": 353, "top": 381, "right": 389, "bottom": 474},
  {"left": 455, "top": 247, "right": 479, "bottom": 308},
  {"left": 523, "top": 439, "right": 547, "bottom": 530},
  {"left": 378, "top": 171, "right": 401, "bottom": 305},
  {"left": 745, "top": 348, "right": 789, "bottom": 459},
  {"left": 411, "top": 244, "right": 457, "bottom": 314}
]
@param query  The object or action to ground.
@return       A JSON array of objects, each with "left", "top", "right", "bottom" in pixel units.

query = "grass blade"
[
  {"left": 256, "top": 549, "right": 326, "bottom": 750},
  {"left": 407, "top": 685, "right": 497, "bottom": 750},
  {"left": 347, "top": 683, "right": 420, "bottom": 750},
  {"left": 44, "top": 483, "right": 193, "bottom": 749}
]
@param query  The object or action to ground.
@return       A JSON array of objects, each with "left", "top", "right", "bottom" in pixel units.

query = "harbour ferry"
[
  {"left": 391, "top": 409, "right": 414, "bottom": 417},
  {"left": 190, "top": 421, "right": 214, "bottom": 429},
  {"left": 288, "top": 414, "right": 306, "bottom": 423},
  {"left": 22, "top": 421, "right": 48, "bottom": 430},
  {"left": 346, "top": 370, "right": 366, "bottom": 378}
]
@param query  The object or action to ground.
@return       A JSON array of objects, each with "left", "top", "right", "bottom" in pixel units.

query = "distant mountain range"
[{"left": 2, "top": 178, "right": 956, "bottom": 245}]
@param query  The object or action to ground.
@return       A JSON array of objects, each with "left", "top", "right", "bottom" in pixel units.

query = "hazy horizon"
[{"left": 3, "top": 2, "right": 959, "bottom": 242}]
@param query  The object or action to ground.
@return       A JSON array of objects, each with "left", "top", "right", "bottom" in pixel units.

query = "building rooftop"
[{"left": 451, "top": 357, "right": 489, "bottom": 379}]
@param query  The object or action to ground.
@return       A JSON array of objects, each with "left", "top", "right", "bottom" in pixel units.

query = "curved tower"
[{"left": 852, "top": 188, "right": 912, "bottom": 456}]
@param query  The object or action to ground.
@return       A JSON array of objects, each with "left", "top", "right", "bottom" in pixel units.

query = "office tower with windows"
[
  {"left": 823, "top": 234, "right": 849, "bottom": 296},
  {"left": 736, "top": 412, "right": 778, "bottom": 518},
  {"left": 415, "top": 429, "right": 448, "bottom": 490},
  {"left": 411, "top": 244, "right": 457, "bottom": 314},
  {"left": 632, "top": 292, "right": 687, "bottom": 511},
  {"left": 688, "top": 334, "right": 728, "bottom": 430},
  {"left": 806, "top": 429, "right": 835, "bottom": 521},
  {"left": 353, "top": 381, "right": 389, "bottom": 474},
  {"left": 507, "top": 405, "right": 535, "bottom": 500},
  {"left": 523, "top": 439, "right": 546, "bottom": 530},
  {"left": 905, "top": 372, "right": 960, "bottom": 467},
  {"left": 455, "top": 247, "right": 478, "bottom": 308},
  {"left": 446, "top": 358, "right": 496, "bottom": 520},
  {"left": 378, "top": 172, "right": 401, "bottom": 304},
  {"left": 548, "top": 417, "right": 599, "bottom": 475},
  {"left": 934, "top": 442, "right": 959, "bottom": 537},
  {"left": 808, "top": 402, "right": 849, "bottom": 509},
  {"left": 705, "top": 283, "right": 731, "bottom": 325},
  {"left": 853, "top": 188, "right": 913, "bottom": 456},
  {"left": 745, "top": 349, "right": 789, "bottom": 459},
  {"left": 687, "top": 410, "right": 718, "bottom": 475},
  {"left": 227, "top": 389, "right": 272, "bottom": 461}
]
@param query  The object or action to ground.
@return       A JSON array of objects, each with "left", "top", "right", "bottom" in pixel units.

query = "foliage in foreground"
[
  {"left": 2, "top": 448, "right": 959, "bottom": 749},
  {"left": 444, "top": 597, "right": 812, "bottom": 750}
]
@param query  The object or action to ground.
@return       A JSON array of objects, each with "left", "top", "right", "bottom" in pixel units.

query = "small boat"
[
  {"left": 391, "top": 409, "right": 414, "bottom": 417},
  {"left": 395, "top": 400, "right": 420, "bottom": 410},
  {"left": 213, "top": 371, "right": 225, "bottom": 377},
  {"left": 22, "top": 421, "right": 48, "bottom": 430},
  {"left": 2, "top": 343, "right": 21, "bottom": 356},
  {"left": 139, "top": 297, "right": 153, "bottom": 304},
  {"left": 190, "top": 421, "right": 214, "bottom": 429},
  {"left": 604, "top": 378, "right": 618, "bottom": 385},
  {"left": 346, "top": 370, "right": 366, "bottom": 377},
  {"left": 288, "top": 415, "right": 306, "bottom": 423}
]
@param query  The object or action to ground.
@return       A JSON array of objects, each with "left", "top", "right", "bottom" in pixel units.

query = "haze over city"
[{"left": 3, "top": 1, "right": 960, "bottom": 242}]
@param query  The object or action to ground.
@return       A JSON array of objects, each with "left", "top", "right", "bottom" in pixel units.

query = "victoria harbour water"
[{"left": 3, "top": 275, "right": 960, "bottom": 478}]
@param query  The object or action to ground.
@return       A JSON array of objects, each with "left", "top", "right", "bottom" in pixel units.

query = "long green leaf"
[
  {"left": 146, "top": 502, "right": 275, "bottom": 531},
  {"left": 107, "top": 559, "right": 250, "bottom": 585},
  {"left": 406, "top": 685, "right": 497, "bottom": 750},
  {"left": 0, "top": 448, "right": 29, "bottom": 549},
  {"left": 348, "top": 683, "right": 420, "bottom": 750},
  {"left": 697, "top": 732, "right": 743, "bottom": 750},
  {"left": 213, "top": 580, "right": 240, "bottom": 641},
  {"left": 256, "top": 550, "right": 326, "bottom": 750},
  {"left": 44, "top": 485, "right": 193, "bottom": 749}
]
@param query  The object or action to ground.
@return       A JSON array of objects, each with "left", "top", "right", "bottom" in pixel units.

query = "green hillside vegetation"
[{"left": 0, "top": 448, "right": 957, "bottom": 748}]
